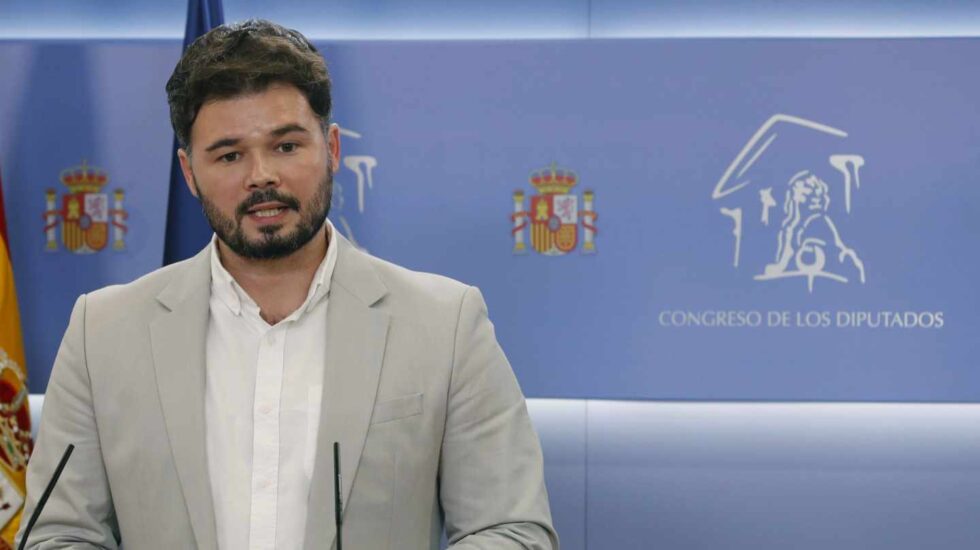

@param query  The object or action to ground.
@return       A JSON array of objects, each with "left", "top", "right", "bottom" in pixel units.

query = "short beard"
[{"left": 195, "top": 167, "right": 333, "bottom": 260}]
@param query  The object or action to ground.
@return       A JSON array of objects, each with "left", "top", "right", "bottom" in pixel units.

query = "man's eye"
[
  {"left": 219, "top": 152, "right": 240, "bottom": 163},
  {"left": 278, "top": 143, "right": 298, "bottom": 153}
]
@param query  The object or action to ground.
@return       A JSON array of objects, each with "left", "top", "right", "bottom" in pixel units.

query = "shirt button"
[{"left": 259, "top": 404, "right": 273, "bottom": 415}]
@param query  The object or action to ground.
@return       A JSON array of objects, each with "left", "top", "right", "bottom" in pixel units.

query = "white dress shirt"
[{"left": 205, "top": 222, "right": 338, "bottom": 550}]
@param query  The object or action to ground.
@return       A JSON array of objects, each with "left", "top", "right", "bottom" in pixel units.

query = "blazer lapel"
[
  {"left": 305, "top": 234, "right": 390, "bottom": 550},
  {"left": 148, "top": 247, "right": 218, "bottom": 550}
]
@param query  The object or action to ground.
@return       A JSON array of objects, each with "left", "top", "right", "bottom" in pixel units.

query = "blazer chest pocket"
[{"left": 371, "top": 392, "right": 423, "bottom": 424}]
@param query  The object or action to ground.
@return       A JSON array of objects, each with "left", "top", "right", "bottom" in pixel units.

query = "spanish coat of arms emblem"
[
  {"left": 43, "top": 161, "right": 128, "bottom": 253},
  {"left": 511, "top": 163, "right": 597, "bottom": 255}
]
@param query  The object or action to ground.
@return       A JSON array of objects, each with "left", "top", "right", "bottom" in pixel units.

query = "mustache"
[{"left": 236, "top": 189, "right": 302, "bottom": 219}]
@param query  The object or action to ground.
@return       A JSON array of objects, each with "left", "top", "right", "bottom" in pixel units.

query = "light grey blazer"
[{"left": 17, "top": 234, "right": 557, "bottom": 549}]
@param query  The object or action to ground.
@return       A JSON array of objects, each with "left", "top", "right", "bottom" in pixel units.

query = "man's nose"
[{"left": 246, "top": 154, "right": 279, "bottom": 189}]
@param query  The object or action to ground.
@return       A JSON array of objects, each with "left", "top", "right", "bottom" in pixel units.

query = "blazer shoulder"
[
  {"left": 356, "top": 251, "right": 472, "bottom": 316},
  {"left": 85, "top": 256, "right": 200, "bottom": 316}
]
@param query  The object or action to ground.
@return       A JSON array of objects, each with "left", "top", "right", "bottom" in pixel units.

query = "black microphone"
[
  {"left": 18, "top": 443, "right": 74, "bottom": 550},
  {"left": 334, "top": 441, "right": 343, "bottom": 550}
]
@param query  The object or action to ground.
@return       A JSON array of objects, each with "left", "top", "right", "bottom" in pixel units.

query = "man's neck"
[{"left": 217, "top": 225, "right": 330, "bottom": 325}]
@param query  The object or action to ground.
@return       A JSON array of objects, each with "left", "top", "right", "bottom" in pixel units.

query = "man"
[{"left": 18, "top": 19, "right": 557, "bottom": 550}]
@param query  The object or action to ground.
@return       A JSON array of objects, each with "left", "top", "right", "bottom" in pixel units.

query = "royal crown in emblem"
[
  {"left": 43, "top": 161, "right": 128, "bottom": 254},
  {"left": 511, "top": 163, "right": 597, "bottom": 256}
]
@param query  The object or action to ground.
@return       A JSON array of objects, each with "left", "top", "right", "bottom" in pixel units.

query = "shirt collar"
[{"left": 209, "top": 218, "right": 340, "bottom": 321}]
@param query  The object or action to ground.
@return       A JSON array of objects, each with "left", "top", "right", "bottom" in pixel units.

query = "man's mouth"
[
  {"left": 247, "top": 202, "right": 290, "bottom": 219},
  {"left": 252, "top": 207, "right": 284, "bottom": 218}
]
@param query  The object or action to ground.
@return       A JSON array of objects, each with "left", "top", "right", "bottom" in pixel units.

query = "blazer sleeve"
[
  {"left": 440, "top": 287, "right": 559, "bottom": 550},
  {"left": 16, "top": 295, "right": 120, "bottom": 549}
]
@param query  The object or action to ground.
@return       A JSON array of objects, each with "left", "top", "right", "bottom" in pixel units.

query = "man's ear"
[
  {"left": 177, "top": 148, "right": 198, "bottom": 198},
  {"left": 326, "top": 123, "right": 341, "bottom": 172}
]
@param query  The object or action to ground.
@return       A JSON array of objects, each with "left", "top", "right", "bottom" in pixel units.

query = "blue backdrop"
[{"left": 1, "top": 38, "right": 978, "bottom": 400}]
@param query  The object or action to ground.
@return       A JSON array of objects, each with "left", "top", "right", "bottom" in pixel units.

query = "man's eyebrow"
[
  {"left": 204, "top": 137, "right": 240, "bottom": 153},
  {"left": 271, "top": 123, "right": 310, "bottom": 137},
  {"left": 202, "top": 125, "right": 310, "bottom": 153}
]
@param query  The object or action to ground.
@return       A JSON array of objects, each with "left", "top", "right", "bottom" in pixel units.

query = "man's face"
[{"left": 178, "top": 83, "right": 340, "bottom": 260}]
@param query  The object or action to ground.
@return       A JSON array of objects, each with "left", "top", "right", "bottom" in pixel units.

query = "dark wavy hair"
[{"left": 166, "top": 19, "right": 332, "bottom": 149}]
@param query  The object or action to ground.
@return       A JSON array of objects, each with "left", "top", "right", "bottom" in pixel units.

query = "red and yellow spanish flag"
[{"left": 0, "top": 168, "right": 31, "bottom": 549}]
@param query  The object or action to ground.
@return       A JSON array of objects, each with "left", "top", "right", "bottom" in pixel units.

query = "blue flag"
[{"left": 163, "top": 0, "right": 225, "bottom": 265}]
